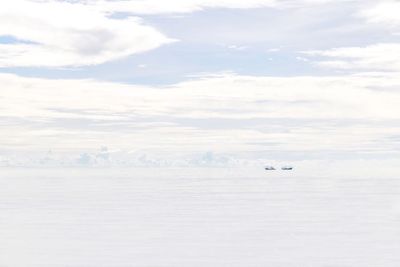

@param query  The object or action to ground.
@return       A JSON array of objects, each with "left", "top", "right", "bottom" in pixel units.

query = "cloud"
[
  {"left": 2, "top": 72, "right": 399, "bottom": 121},
  {"left": 303, "top": 1, "right": 400, "bottom": 72},
  {"left": 0, "top": 0, "right": 174, "bottom": 67},
  {"left": 90, "top": 0, "right": 353, "bottom": 15},
  {"left": 306, "top": 43, "right": 400, "bottom": 72},
  {"left": 1, "top": 0, "right": 399, "bottom": 159},
  {"left": 1, "top": 73, "right": 399, "bottom": 158},
  {"left": 0, "top": 0, "right": 369, "bottom": 68},
  {"left": 358, "top": 1, "right": 400, "bottom": 28},
  {"left": 92, "top": 0, "right": 278, "bottom": 14},
  {"left": 306, "top": 1, "right": 400, "bottom": 72}
]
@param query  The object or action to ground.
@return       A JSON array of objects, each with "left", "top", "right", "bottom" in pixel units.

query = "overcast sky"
[{"left": 1, "top": 0, "right": 400, "bottom": 165}]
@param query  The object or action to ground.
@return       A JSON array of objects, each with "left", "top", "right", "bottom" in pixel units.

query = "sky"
[{"left": 1, "top": 0, "right": 400, "bottom": 166}]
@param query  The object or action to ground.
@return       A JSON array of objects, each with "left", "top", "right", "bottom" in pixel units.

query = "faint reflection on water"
[{"left": 0, "top": 168, "right": 400, "bottom": 267}]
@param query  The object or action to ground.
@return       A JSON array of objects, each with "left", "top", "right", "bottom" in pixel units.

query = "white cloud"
[
  {"left": 0, "top": 0, "right": 366, "bottom": 67},
  {"left": 298, "top": 1, "right": 400, "bottom": 73},
  {"left": 0, "top": 0, "right": 173, "bottom": 67},
  {"left": 90, "top": 0, "right": 352, "bottom": 15},
  {"left": 359, "top": 1, "right": 400, "bottom": 28},
  {"left": 306, "top": 43, "right": 400, "bottom": 72},
  {"left": 296, "top": 56, "right": 309, "bottom": 62},
  {"left": 1, "top": 73, "right": 399, "bottom": 156},
  {"left": 1, "top": 0, "right": 399, "bottom": 162},
  {"left": 2, "top": 72, "right": 399, "bottom": 121},
  {"left": 92, "top": 0, "right": 278, "bottom": 14},
  {"left": 304, "top": 0, "right": 400, "bottom": 72},
  {"left": 226, "top": 44, "right": 248, "bottom": 51}
]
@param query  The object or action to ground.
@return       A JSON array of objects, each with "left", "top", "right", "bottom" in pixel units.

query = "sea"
[{"left": 1, "top": 165, "right": 400, "bottom": 267}]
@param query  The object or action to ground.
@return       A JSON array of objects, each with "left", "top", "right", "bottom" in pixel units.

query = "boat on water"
[{"left": 281, "top": 166, "right": 293, "bottom": 170}]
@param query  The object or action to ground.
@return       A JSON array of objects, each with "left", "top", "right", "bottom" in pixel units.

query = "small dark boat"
[{"left": 281, "top": 166, "right": 293, "bottom": 170}]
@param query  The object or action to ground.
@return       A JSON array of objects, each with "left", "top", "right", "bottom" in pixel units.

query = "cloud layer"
[
  {"left": 0, "top": 0, "right": 173, "bottom": 67},
  {"left": 1, "top": 73, "right": 399, "bottom": 160},
  {"left": 1, "top": 0, "right": 400, "bottom": 165},
  {"left": 0, "top": 0, "right": 365, "bottom": 68},
  {"left": 307, "top": 43, "right": 400, "bottom": 72},
  {"left": 304, "top": 1, "right": 400, "bottom": 72}
]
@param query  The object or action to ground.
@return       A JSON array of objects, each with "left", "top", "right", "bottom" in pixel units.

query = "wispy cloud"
[
  {"left": 92, "top": 0, "right": 279, "bottom": 15},
  {"left": 1, "top": 73, "right": 399, "bottom": 159},
  {"left": 91, "top": 0, "right": 356, "bottom": 15},
  {"left": 303, "top": 1, "right": 400, "bottom": 72},
  {"left": 0, "top": 0, "right": 174, "bottom": 67},
  {"left": 0, "top": 0, "right": 362, "bottom": 68},
  {"left": 358, "top": 1, "right": 400, "bottom": 28},
  {"left": 1, "top": 0, "right": 400, "bottom": 165},
  {"left": 306, "top": 43, "right": 400, "bottom": 72}
]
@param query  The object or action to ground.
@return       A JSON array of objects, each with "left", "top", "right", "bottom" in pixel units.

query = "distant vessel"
[
  {"left": 281, "top": 166, "right": 293, "bottom": 170},
  {"left": 265, "top": 166, "right": 276, "bottom": 170}
]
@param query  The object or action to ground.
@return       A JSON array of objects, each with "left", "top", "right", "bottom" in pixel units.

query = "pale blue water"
[{"left": 1, "top": 167, "right": 400, "bottom": 267}]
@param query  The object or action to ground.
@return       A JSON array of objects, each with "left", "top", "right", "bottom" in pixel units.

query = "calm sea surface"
[{"left": 1, "top": 168, "right": 400, "bottom": 267}]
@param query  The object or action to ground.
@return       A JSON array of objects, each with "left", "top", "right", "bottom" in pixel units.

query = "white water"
[{"left": 1, "top": 167, "right": 400, "bottom": 267}]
